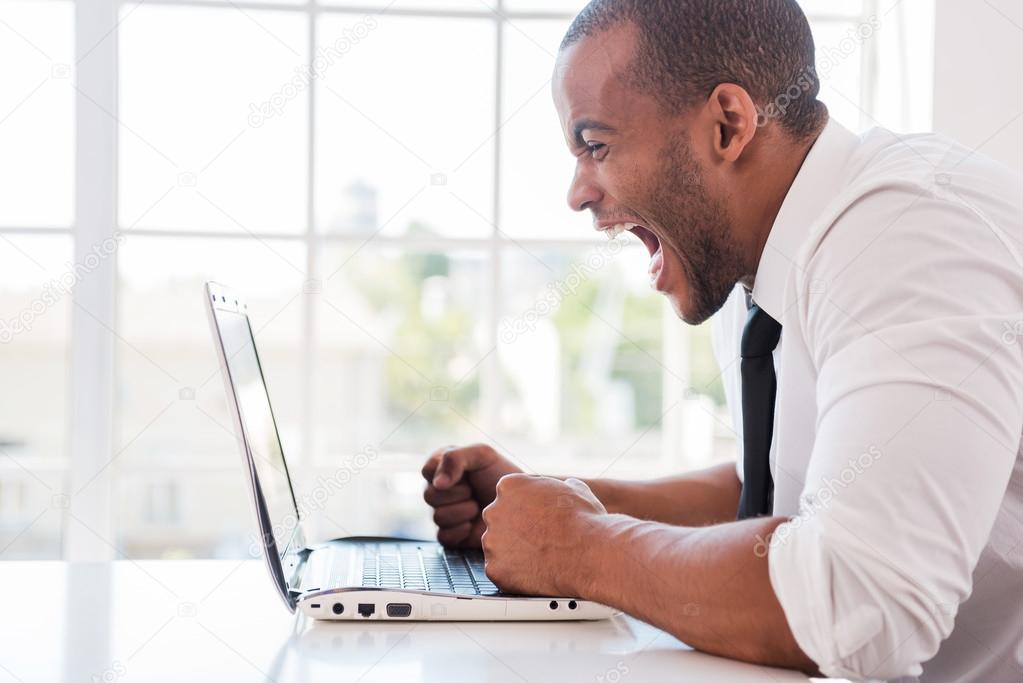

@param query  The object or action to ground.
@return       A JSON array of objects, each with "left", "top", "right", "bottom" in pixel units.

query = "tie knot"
[{"left": 742, "top": 303, "right": 782, "bottom": 358}]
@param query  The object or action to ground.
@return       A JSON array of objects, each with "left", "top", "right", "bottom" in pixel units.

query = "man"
[{"left": 421, "top": 1, "right": 1023, "bottom": 680}]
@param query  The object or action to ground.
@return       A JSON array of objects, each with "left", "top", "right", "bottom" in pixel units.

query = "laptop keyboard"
[{"left": 360, "top": 543, "right": 499, "bottom": 595}]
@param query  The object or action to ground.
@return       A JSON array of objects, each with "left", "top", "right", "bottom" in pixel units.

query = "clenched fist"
[
  {"left": 421, "top": 444, "right": 521, "bottom": 548},
  {"left": 481, "top": 474, "right": 608, "bottom": 597}
]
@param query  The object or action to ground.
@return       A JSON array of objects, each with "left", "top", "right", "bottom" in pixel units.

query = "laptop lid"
[{"left": 204, "top": 282, "right": 306, "bottom": 612}]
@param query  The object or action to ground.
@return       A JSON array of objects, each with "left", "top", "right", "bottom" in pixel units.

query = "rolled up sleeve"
[{"left": 767, "top": 191, "right": 1023, "bottom": 680}]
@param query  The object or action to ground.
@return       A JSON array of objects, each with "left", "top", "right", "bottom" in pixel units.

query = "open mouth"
[{"left": 596, "top": 222, "right": 665, "bottom": 289}]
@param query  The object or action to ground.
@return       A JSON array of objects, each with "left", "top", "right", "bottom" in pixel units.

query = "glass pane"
[
  {"left": 503, "top": 1, "right": 864, "bottom": 17},
  {"left": 812, "top": 19, "right": 869, "bottom": 131},
  {"left": 116, "top": 235, "right": 306, "bottom": 557},
  {"left": 299, "top": 245, "right": 489, "bottom": 543},
  {"left": 0, "top": 0, "right": 74, "bottom": 227},
  {"left": 801, "top": 0, "right": 864, "bottom": 17},
  {"left": 189, "top": 0, "right": 304, "bottom": 4},
  {"left": 298, "top": 468, "right": 437, "bottom": 544},
  {"left": 119, "top": 6, "right": 308, "bottom": 233},
  {"left": 496, "top": 238, "right": 667, "bottom": 475},
  {"left": 315, "top": 15, "right": 495, "bottom": 237},
  {"left": 320, "top": 0, "right": 495, "bottom": 10},
  {"left": 313, "top": 245, "right": 488, "bottom": 461},
  {"left": 500, "top": 18, "right": 592, "bottom": 240},
  {"left": 117, "top": 471, "right": 253, "bottom": 558},
  {"left": 0, "top": 234, "right": 71, "bottom": 558},
  {"left": 503, "top": 0, "right": 586, "bottom": 12}
]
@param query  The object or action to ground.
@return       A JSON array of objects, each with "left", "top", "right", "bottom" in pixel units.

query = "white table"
[{"left": 0, "top": 560, "right": 815, "bottom": 682}]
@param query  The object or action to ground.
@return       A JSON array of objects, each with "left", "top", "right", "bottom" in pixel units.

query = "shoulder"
[
  {"left": 799, "top": 129, "right": 1023, "bottom": 299},
  {"left": 794, "top": 133, "right": 1023, "bottom": 360}
]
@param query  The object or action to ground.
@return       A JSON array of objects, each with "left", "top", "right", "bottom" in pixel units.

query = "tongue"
[{"left": 648, "top": 248, "right": 663, "bottom": 283}]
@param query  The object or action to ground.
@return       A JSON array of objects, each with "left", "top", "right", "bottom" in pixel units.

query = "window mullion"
[
  {"left": 482, "top": 7, "right": 504, "bottom": 437},
  {"left": 858, "top": 0, "right": 881, "bottom": 129},
  {"left": 64, "top": 0, "right": 121, "bottom": 561},
  {"left": 300, "top": 6, "right": 317, "bottom": 468}
]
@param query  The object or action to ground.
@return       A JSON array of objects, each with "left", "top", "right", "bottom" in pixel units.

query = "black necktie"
[{"left": 737, "top": 301, "right": 782, "bottom": 519}]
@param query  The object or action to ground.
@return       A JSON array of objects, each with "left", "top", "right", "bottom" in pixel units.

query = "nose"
[{"left": 567, "top": 163, "right": 603, "bottom": 213}]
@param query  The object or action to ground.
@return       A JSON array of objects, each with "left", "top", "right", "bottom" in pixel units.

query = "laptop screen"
[{"left": 215, "top": 306, "right": 301, "bottom": 559}]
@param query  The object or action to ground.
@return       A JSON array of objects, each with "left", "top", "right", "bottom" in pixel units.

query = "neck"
[{"left": 737, "top": 122, "right": 826, "bottom": 290}]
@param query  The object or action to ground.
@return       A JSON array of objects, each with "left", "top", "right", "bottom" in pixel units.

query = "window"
[
  {"left": 0, "top": 0, "right": 930, "bottom": 559},
  {"left": 0, "top": 0, "right": 74, "bottom": 559}
]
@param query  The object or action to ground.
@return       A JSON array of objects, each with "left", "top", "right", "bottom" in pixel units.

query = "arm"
[
  {"left": 582, "top": 514, "right": 816, "bottom": 671},
  {"left": 580, "top": 462, "right": 742, "bottom": 527},
  {"left": 481, "top": 476, "right": 817, "bottom": 672},
  {"left": 762, "top": 189, "right": 1023, "bottom": 679},
  {"left": 423, "top": 446, "right": 742, "bottom": 548}
]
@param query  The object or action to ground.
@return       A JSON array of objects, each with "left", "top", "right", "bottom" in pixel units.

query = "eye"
[{"left": 586, "top": 142, "right": 608, "bottom": 160}]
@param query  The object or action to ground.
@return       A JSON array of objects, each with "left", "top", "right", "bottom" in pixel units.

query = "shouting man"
[{"left": 422, "top": 1, "right": 1023, "bottom": 680}]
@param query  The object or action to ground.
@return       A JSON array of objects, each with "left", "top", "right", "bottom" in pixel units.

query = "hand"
[
  {"left": 481, "top": 474, "right": 607, "bottom": 597},
  {"left": 421, "top": 444, "right": 522, "bottom": 548}
]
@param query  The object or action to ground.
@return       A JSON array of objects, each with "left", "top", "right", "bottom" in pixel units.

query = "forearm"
[
  {"left": 573, "top": 513, "right": 818, "bottom": 673},
  {"left": 580, "top": 462, "right": 742, "bottom": 527}
]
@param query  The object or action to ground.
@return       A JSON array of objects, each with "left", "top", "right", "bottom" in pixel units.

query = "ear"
[{"left": 706, "top": 83, "right": 759, "bottom": 163}]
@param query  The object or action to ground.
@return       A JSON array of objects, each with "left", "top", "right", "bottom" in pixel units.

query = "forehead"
[{"left": 553, "top": 24, "right": 639, "bottom": 128}]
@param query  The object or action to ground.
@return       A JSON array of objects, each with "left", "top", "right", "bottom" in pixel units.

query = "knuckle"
[
  {"left": 421, "top": 453, "right": 440, "bottom": 478},
  {"left": 424, "top": 486, "right": 448, "bottom": 506},
  {"left": 470, "top": 443, "right": 494, "bottom": 459},
  {"left": 497, "top": 473, "right": 523, "bottom": 492}
]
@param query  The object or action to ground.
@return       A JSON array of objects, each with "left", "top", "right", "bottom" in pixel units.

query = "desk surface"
[{"left": 0, "top": 560, "right": 814, "bottom": 682}]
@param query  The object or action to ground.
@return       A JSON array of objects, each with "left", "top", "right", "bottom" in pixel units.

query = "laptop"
[{"left": 204, "top": 282, "right": 616, "bottom": 621}]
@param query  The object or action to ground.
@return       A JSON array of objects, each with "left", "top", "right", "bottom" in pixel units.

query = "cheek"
[{"left": 598, "top": 154, "right": 649, "bottom": 206}]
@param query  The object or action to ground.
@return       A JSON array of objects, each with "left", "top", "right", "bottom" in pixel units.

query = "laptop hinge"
[{"left": 284, "top": 547, "right": 311, "bottom": 593}]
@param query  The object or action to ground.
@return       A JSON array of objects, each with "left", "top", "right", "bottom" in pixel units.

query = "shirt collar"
[{"left": 751, "top": 118, "right": 861, "bottom": 320}]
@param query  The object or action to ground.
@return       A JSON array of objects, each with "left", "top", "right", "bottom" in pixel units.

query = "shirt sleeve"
[{"left": 767, "top": 186, "right": 1023, "bottom": 680}]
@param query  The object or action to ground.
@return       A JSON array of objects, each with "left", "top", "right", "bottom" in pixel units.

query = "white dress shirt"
[{"left": 712, "top": 119, "right": 1023, "bottom": 681}]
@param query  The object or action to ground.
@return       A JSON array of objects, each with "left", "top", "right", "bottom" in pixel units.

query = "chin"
[
  {"left": 664, "top": 287, "right": 713, "bottom": 326},
  {"left": 664, "top": 290, "right": 694, "bottom": 324}
]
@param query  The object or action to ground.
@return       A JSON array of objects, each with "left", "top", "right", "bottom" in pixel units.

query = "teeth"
[{"left": 598, "top": 223, "right": 639, "bottom": 240}]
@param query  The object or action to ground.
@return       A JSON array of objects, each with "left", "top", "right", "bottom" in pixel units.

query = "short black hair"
[{"left": 561, "top": 0, "right": 827, "bottom": 140}]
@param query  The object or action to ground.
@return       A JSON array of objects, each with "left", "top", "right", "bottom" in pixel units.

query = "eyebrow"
[{"left": 572, "top": 118, "right": 617, "bottom": 148}]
